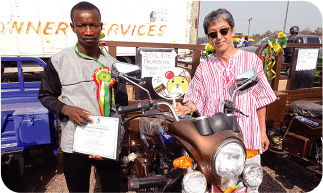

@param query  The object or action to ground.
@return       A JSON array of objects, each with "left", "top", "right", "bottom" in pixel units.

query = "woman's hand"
[
  {"left": 173, "top": 102, "right": 186, "bottom": 116},
  {"left": 257, "top": 106, "right": 269, "bottom": 152},
  {"left": 261, "top": 132, "right": 270, "bottom": 152}
]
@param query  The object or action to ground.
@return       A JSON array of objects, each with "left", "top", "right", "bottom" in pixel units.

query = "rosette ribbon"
[
  {"left": 268, "top": 32, "right": 288, "bottom": 54},
  {"left": 93, "top": 67, "right": 115, "bottom": 116},
  {"left": 204, "top": 42, "right": 215, "bottom": 58},
  {"left": 262, "top": 32, "right": 288, "bottom": 81}
]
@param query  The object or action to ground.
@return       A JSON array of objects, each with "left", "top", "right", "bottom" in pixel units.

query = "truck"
[{"left": 1, "top": 0, "right": 200, "bottom": 65}]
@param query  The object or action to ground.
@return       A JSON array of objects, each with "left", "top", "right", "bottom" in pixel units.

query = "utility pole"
[
  {"left": 283, "top": 1, "right": 289, "bottom": 33},
  {"left": 248, "top": 17, "right": 252, "bottom": 38}
]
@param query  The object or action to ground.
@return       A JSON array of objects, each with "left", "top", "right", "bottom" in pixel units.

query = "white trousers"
[{"left": 245, "top": 154, "right": 261, "bottom": 165}]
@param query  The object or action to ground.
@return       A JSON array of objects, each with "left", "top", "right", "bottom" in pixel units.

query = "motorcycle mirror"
[
  {"left": 227, "top": 69, "right": 259, "bottom": 104},
  {"left": 112, "top": 62, "right": 141, "bottom": 77},
  {"left": 235, "top": 69, "right": 259, "bottom": 91},
  {"left": 112, "top": 62, "right": 152, "bottom": 101}
]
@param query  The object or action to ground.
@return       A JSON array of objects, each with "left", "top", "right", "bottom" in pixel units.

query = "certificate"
[{"left": 73, "top": 116, "right": 120, "bottom": 160}]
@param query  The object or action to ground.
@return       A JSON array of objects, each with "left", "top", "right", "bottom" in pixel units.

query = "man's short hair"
[{"left": 70, "top": 1, "right": 101, "bottom": 22}]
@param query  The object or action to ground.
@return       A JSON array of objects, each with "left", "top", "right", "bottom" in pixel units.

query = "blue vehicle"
[{"left": 1, "top": 57, "right": 58, "bottom": 176}]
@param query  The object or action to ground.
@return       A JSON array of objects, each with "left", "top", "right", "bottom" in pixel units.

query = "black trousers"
[{"left": 63, "top": 152, "right": 120, "bottom": 192}]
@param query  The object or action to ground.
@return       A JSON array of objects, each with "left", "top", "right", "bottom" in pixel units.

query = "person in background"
[
  {"left": 237, "top": 34, "right": 245, "bottom": 48},
  {"left": 150, "top": 11, "right": 156, "bottom": 22},
  {"left": 284, "top": 26, "right": 301, "bottom": 75},
  {"left": 173, "top": 8, "right": 276, "bottom": 164},
  {"left": 38, "top": 1, "right": 127, "bottom": 192}
]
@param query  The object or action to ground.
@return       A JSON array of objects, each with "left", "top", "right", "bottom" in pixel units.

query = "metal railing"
[{"left": 1, "top": 57, "right": 46, "bottom": 104}]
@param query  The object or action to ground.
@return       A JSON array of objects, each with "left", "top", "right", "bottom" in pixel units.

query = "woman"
[{"left": 173, "top": 9, "right": 276, "bottom": 164}]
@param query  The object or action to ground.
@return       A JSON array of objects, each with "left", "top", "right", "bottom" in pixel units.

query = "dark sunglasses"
[{"left": 207, "top": 27, "right": 231, "bottom": 39}]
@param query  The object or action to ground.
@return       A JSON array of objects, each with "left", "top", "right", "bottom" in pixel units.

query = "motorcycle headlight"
[
  {"left": 214, "top": 140, "right": 246, "bottom": 190},
  {"left": 182, "top": 171, "right": 207, "bottom": 193},
  {"left": 243, "top": 163, "right": 263, "bottom": 188}
]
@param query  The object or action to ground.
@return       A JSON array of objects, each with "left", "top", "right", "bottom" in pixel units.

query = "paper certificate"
[{"left": 73, "top": 116, "right": 120, "bottom": 160}]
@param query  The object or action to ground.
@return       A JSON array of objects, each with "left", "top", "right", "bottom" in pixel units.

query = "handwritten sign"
[
  {"left": 289, "top": 48, "right": 320, "bottom": 90},
  {"left": 137, "top": 48, "right": 177, "bottom": 78},
  {"left": 295, "top": 49, "right": 319, "bottom": 71}
]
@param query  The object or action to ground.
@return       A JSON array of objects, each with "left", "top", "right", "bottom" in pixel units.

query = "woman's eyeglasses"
[{"left": 207, "top": 27, "right": 231, "bottom": 39}]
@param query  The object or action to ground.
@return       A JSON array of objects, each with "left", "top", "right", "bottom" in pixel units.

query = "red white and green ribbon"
[{"left": 93, "top": 67, "right": 115, "bottom": 116}]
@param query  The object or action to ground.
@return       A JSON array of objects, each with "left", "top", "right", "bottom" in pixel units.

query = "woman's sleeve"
[
  {"left": 183, "top": 63, "right": 206, "bottom": 113},
  {"left": 252, "top": 56, "right": 277, "bottom": 109}
]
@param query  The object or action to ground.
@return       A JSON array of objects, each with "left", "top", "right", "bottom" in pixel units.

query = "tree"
[
  {"left": 250, "top": 34, "right": 262, "bottom": 42},
  {"left": 299, "top": 27, "right": 312, "bottom": 35},
  {"left": 314, "top": 27, "right": 322, "bottom": 36},
  {"left": 263, "top": 30, "right": 273, "bottom": 37}
]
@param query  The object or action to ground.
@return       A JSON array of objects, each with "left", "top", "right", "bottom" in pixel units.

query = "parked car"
[
  {"left": 240, "top": 36, "right": 275, "bottom": 53},
  {"left": 241, "top": 34, "right": 322, "bottom": 55}
]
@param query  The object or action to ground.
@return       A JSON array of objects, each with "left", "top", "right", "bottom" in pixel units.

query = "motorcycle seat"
[{"left": 290, "top": 101, "right": 322, "bottom": 118}]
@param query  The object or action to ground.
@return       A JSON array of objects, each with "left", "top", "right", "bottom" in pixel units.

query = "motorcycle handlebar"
[
  {"left": 117, "top": 101, "right": 180, "bottom": 121},
  {"left": 118, "top": 101, "right": 151, "bottom": 113}
]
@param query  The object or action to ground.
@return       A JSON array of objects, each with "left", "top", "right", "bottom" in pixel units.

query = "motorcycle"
[
  {"left": 112, "top": 62, "right": 263, "bottom": 193},
  {"left": 268, "top": 101, "right": 322, "bottom": 167}
]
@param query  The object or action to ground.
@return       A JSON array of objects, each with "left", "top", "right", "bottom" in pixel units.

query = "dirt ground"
[
  {"left": 1, "top": 147, "right": 106, "bottom": 192},
  {"left": 1, "top": 147, "right": 322, "bottom": 193}
]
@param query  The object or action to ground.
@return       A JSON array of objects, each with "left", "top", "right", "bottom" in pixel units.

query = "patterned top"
[
  {"left": 39, "top": 47, "right": 120, "bottom": 153},
  {"left": 183, "top": 50, "right": 276, "bottom": 149}
]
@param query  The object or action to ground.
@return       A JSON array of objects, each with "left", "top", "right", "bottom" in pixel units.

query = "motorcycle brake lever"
[
  {"left": 224, "top": 101, "right": 249, "bottom": 117},
  {"left": 234, "top": 108, "right": 249, "bottom": 117}
]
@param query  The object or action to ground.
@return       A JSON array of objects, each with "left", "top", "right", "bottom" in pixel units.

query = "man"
[
  {"left": 38, "top": 1, "right": 127, "bottom": 192},
  {"left": 284, "top": 26, "right": 301, "bottom": 75}
]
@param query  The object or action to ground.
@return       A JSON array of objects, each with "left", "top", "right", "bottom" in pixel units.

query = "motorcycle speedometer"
[{"left": 214, "top": 139, "right": 246, "bottom": 190}]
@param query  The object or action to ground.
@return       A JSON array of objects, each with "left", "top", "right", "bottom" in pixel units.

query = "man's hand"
[
  {"left": 89, "top": 155, "right": 104, "bottom": 161},
  {"left": 61, "top": 105, "right": 94, "bottom": 126}
]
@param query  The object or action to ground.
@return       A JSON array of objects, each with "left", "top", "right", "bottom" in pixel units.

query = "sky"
[{"left": 198, "top": 0, "right": 323, "bottom": 37}]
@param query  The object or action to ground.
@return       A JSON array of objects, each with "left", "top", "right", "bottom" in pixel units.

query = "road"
[{"left": 1, "top": 146, "right": 322, "bottom": 193}]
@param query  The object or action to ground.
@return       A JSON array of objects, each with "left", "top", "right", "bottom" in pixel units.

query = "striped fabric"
[{"left": 183, "top": 50, "right": 276, "bottom": 149}]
